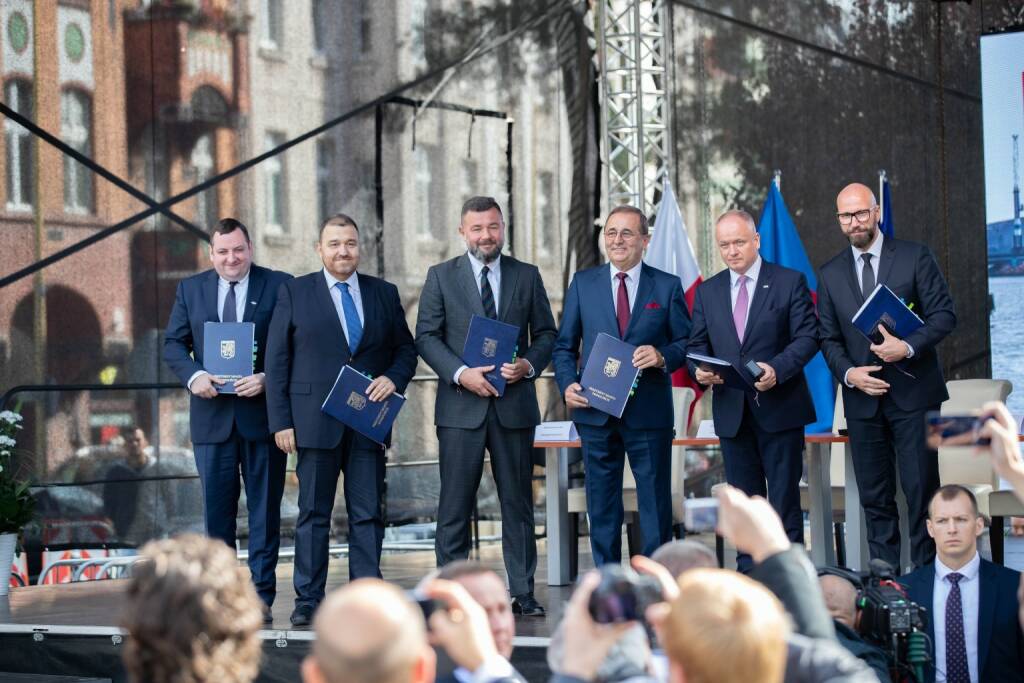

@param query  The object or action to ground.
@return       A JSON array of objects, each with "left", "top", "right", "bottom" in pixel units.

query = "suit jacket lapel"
[
  {"left": 624, "top": 265, "right": 654, "bottom": 340},
  {"left": 315, "top": 271, "right": 350, "bottom": 356},
  {"left": 498, "top": 257, "right": 519, "bottom": 322},
  {"left": 597, "top": 265, "right": 620, "bottom": 337},
  {"left": 977, "top": 560, "right": 996, "bottom": 676},
  {"left": 741, "top": 262, "right": 774, "bottom": 351},
  {"left": 203, "top": 270, "right": 220, "bottom": 322},
  {"left": 876, "top": 237, "right": 898, "bottom": 288},
  {"left": 841, "top": 249, "right": 866, "bottom": 306},
  {"left": 716, "top": 271, "right": 743, "bottom": 348},
  {"left": 242, "top": 267, "right": 266, "bottom": 322},
  {"left": 458, "top": 255, "right": 486, "bottom": 317},
  {"left": 353, "top": 275, "right": 375, "bottom": 354}
]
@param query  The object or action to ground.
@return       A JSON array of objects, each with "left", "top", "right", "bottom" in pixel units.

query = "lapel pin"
[{"left": 250, "top": 301, "right": 257, "bottom": 305}]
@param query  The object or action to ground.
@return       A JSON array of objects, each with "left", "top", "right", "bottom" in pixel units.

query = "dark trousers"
[
  {"left": 719, "top": 404, "right": 805, "bottom": 573},
  {"left": 846, "top": 396, "right": 940, "bottom": 570},
  {"left": 294, "top": 430, "right": 385, "bottom": 608},
  {"left": 435, "top": 403, "right": 537, "bottom": 597},
  {"left": 577, "top": 421, "right": 673, "bottom": 566},
  {"left": 194, "top": 427, "right": 286, "bottom": 606}
]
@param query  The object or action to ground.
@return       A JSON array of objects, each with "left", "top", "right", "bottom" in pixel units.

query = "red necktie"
[{"left": 616, "top": 272, "right": 630, "bottom": 337}]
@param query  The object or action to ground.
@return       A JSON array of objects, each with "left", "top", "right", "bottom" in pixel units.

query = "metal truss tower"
[{"left": 596, "top": 0, "right": 674, "bottom": 217}]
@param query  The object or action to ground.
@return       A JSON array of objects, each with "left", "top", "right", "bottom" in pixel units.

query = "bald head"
[
  {"left": 651, "top": 540, "right": 717, "bottom": 578},
  {"left": 303, "top": 579, "right": 435, "bottom": 683},
  {"left": 715, "top": 209, "right": 760, "bottom": 275},
  {"left": 818, "top": 574, "right": 858, "bottom": 629},
  {"left": 835, "top": 183, "right": 880, "bottom": 250}
]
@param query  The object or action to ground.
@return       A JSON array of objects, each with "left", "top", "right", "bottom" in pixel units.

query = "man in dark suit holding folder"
[
  {"left": 818, "top": 182, "right": 956, "bottom": 570},
  {"left": 686, "top": 210, "right": 819, "bottom": 572},
  {"left": 553, "top": 205, "right": 691, "bottom": 566},
  {"left": 265, "top": 214, "right": 417, "bottom": 626},
  {"left": 163, "top": 218, "right": 292, "bottom": 622},
  {"left": 415, "top": 196, "right": 557, "bottom": 616}
]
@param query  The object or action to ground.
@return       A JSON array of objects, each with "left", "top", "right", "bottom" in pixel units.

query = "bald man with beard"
[{"left": 817, "top": 182, "right": 955, "bottom": 571}]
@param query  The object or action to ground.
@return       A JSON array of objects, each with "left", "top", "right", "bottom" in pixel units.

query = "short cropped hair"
[
  {"left": 319, "top": 213, "right": 360, "bottom": 240},
  {"left": 461, "top": 196, "right": 504, "bottom": 218},
  {"left": 606, "top": 204, "right": 650, "bottom": 234},
  {"left": 211, "top": 217, "right": 251, "bottom": 243},
  {"left": 715, "top": 209, "right": 757, "bottom": 233},
  {"left": 928, "top": 484, "right": 980, "bottom": 518},
  {"left": 437, "top": 559, "right": 501, "bottom": 582},
  {"left": 661, "top": 568, "right": 789, "bottom": 683},
  {"left": 651, "top": 540, "right": 718, "bottom": 577},
  {"left": 122, "top": 534, "right": 263, "bottom": 683}
]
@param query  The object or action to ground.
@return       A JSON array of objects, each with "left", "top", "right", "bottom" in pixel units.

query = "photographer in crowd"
[{"left": 817, "top": 569, "right": 891, "bottom": 681}]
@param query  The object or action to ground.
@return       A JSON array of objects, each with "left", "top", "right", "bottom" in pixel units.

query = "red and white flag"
[{"left": 644, "top": 179, "right": 704, "bottom": 420}]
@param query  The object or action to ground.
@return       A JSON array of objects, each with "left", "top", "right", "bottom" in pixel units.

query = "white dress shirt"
[
  {"left": 451, "top": 655, "right": 515, "bottom": 683},
  {"left": 728, "top": 256, "right": 762, "bottom": 322},
  {"left": 933, "top": 552, "right": 981, "bottom": 683},
  {"left": 609, "top": 260, "right": 643, "bottom": 313},
  {"left": 322, "top": 269, "right": 364, "bottom": 343},
  {"left": 187, "top": 271, "right": 251, "bottom": 389}
]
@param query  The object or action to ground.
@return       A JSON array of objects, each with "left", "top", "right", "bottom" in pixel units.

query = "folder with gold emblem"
[
  {"left": 579, "top": 332, "right": 640, "bottom": 418},
  {"left": 321, "top": 365, "right": 406, "bottom": 445},
  {"left": 202, "top": 322, "right": 255, "bottom": 394},
  {"left": 461, "top": 314, "right": 520, "bottom": 397}
]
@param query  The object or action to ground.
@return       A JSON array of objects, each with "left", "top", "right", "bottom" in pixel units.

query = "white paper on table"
[
  {"left": 695, "top": 420, "right": 718, "bottom": 439},
  {"left": 534, "top": 421, "right": 579, "bottom": 443}
]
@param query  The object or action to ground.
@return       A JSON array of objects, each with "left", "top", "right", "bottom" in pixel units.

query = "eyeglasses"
[
  {"left": 605, "top": 229, "right": 641, "bottom": 241},
  {"left": 836, "top": 209, "right": 873, "bottom": 226}
]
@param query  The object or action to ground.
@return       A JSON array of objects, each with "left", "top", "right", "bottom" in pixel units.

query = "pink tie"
[{"left": 733, "top": 275, "right": 749, "bottom": 341}]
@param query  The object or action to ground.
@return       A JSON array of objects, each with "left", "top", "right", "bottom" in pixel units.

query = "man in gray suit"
[{"left": 416, "top": 196, "right": 557, "bottom": 616}]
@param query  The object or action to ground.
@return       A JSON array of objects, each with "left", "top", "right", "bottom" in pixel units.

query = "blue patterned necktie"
[
  {"left": 945, "top": 572, "right": 969, "bottom": 683},
  {"left": 336, "top": 282, "right": 363, "bottom": 354},
  {"left": 222, "top": 281, "right": 238, "bottom": 322},
  {"left": 480, "top": 265, "right": 497, "bottom": 319}
]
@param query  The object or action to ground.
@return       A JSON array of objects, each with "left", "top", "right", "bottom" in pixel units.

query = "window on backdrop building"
[
  {"left": 190, "top": 133, "right": 218, "bottom": 231},
  {"left": 410, "top": 0, "right": 427, "bottom": 68},
  {"left": 316, "top": 138, "right": 335, "bottom": 227},
  {"left": 311, "top": 0, "right": 327, "bottom": 54},
  {"left": 262, "top": 0, "right": 283, "bottom": 49},
  {"left": 537, "top": 171, "right": 555, "bottom": 254},
  {"left": 353, "top": 0, "right": 371, "bottom": 57},
  {"left": 61, "top": 88, "right": 93, "bottom": 215},
  {"left": 415, "top": 146, "right": 433, "bottom": 238},
  {"left": 4, "top": 79, "right": 34, "bottom": 212},
  {"left": 264, "top": 131, "right": 287, "bottom": 232}
]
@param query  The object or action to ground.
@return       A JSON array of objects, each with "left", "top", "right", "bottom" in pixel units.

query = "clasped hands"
[
  {"left": 458, "top": 359, "right": 532, "bottom": 398},
  {"left": 191, "top": 372, "right": 265, "bottom": 399}
]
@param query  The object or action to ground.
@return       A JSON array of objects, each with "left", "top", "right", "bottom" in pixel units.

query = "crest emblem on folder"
[
  {"left": 481, "top": 337, "right": 498, "bottom": 358},
  {"left": 347, "top": 391, "right": 367, "bottom": 411},
  {"left": 220, "top": 340, "right": 236, "bottom": 359},
  {"left": 603, "top": 357, "right": 621, "bottom": 378}
]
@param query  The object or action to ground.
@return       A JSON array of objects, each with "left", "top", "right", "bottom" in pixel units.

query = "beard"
[
  {"left": 470, "top": 240, "right": 504, "bottom": 263},
  {"left": 847, "top": 225, "right": 877, "bottom": 249}
]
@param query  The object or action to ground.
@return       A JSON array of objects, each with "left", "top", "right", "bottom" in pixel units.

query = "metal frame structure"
[{"left": 596, "top": 0, "right": 674, "bottom": 216}]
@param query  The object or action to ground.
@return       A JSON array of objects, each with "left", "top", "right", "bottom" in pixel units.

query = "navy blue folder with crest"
[
  {"left": 203, "top": 322, "right": 255, "bottom": 394},
  {"left": 579, "top": 332, "right": 640, "bottom": 418},
  {"left": 321, "top": 366, "right": 406, "bottom": 445},
  {"left": 686, "top": 352, "right": 757, "bottom": 394},
  {"left": 851, "top": 284, "right": 924, "bottom": 345},
  {"left": 461, "top": 314, "right": 520, "bottom": 397}
]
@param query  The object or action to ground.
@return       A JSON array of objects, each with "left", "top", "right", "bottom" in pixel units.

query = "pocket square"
[{"left": 644, "top": 302, "right": 662, "bottom": 310}]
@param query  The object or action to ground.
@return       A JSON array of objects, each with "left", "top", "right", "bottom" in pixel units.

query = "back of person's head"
[
  {"left": 302, "top": 579, "right": 435, "bottom": 683},
  {"left": 660, "top": 568, "right": 789, "bottom": 683},
  {"left": 121, "top": 534, "right": 263, "bottom": 683},
  {"left": 651, "top": 540, "right": 717, "bottom": 577},
  {"left": 818, "top": 573, "right": 859, "bottom": 629}
]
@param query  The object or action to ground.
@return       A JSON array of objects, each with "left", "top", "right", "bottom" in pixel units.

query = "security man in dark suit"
[
  {"left": 265, "top": 214, "right": 417, "bottom": 626},
  {"left": 686, "top": 209, "right": 819, "bottom": 572},
  {"left": 415, "top": 196, "right": 557, "bottom": 616},
  {"left": 818, "top": 182, "right": 956, "bottom": 570},
  {"left": 163, "top": 217, "right": 292, "bottom": 623}
]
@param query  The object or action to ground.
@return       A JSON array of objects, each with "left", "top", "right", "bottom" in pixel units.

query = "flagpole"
[
  {"left": 878, "top": 169, "right": 887, "bottom": 223},
  {"left": 773, "top": 169, "right": 782, "bottom": 191}
]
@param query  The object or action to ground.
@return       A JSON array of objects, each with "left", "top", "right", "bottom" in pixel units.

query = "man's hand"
[
  {"left": 979, "top": 401, "right": 1024, "bottom": 503},
  {"left": 753, "top": 362, "right": 777, "bottom": 392},
  {"left": 458, "top": 366, "right": 499, "bottom": 398},
  {"left": 631, "top": 555, "right": 680, "bottom": 601},
  {"left": 869, "top": 325, "right": 910, "bottom": 363},
  {"left": 632, "top": 345, "right": 664, "bottom": 370},
  {"left": 366, "top": 376, "right": 397, "bottom": 402},
  {"left": 564, "top": 382, "right": 589, "bottom": 409},
  {"left": 234, "top": 373, "right": 266, "bottom": 398},
  {"left": 190, "top": 373, "right": 224, "bottom": 399},
  {"left": 557, "top": 571, "right": 636, "bottom": 681},
  {"left": 500, "top": 358, "right": 531, "bottom": 385},
  {"left": 715, "top": 485, "right": 790, "bottom": 565},
  {"left": 694, "top": 367, "right": 723, "bottom": 386},
  {"left": 275, "top": 428, "right": 297, "bottom": 455},
  {"left": 424, "top": 579, "right": 500, "bottom": 673},
  {"left": 848, "top": 365, "right": 890, "bottom": 396}
]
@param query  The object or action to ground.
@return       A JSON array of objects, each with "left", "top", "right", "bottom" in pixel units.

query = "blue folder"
[
  {"left": 203, "top": 322, "right": 255, "bottom": 394},
  {"left": 321, "top": 365, "right": 406, "bottom": 445},
  {"left": 851, "top": 284, "right": 924, "bottom": 345},
  {"left": 579, "top": 333, "right": 640, "bottom": 418},
  {"left": 461, "top": 314, "right": 520, "bottom": 397},
  {"left": 686, "top": 352, "right": 757, "bottom": 393}
]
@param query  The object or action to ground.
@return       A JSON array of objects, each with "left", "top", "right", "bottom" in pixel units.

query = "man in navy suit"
[
  {"left": 899, "top": 485, "right": 1023, "bottom": 682},
  {"left": 818, "top": 182, "right": 956, "bottom": 569},
  {"left": 686, "top": 210, "right": 819, "bottom": 572},
  {"left": 553, "top": 205, "right": 691, "bottom": 565},
  {"left": 163, "top": 218, "right": 292, "bottom": 623},
  {"left": 265, "top": 214, "right": 417, "bottom": 627}
]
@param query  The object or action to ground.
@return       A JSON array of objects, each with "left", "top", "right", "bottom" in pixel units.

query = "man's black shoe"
[
  {"left": 262, "top": 604, "right": 274, "bottom": 625},
  {"left": 511, "top": 594, "right": 545, "bottom": 617},
  {"left": 290, "top": 604, "right": 315, "bottom": 627}
]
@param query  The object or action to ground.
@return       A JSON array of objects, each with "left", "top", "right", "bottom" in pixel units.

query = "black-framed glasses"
[{"left": 836, "top": 209, "right": 873, "bottom": 225}]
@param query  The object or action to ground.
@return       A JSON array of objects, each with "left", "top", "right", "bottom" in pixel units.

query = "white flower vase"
[{"left": 0, "top": 533, "right": 16, "bottom": 597}]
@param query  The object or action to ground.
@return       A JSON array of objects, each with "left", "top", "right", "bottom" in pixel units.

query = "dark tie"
[
  {"left": 480, "top": 265, "right": 497, "bottom": 319},
  {"left": 945, "top": 572, "right": 969, "bottom": 683},
  {"left": 336, "top": 282, "right": 363, "bottom": 354},
  {"left": 616, "top": 272, "right": 631, "bottom": 338},
  {"left": 222, "top": 281, "right": 238, "bottom": 322},
  {"left": 861, "top": 253, "right": 875, "bottom": 300}
]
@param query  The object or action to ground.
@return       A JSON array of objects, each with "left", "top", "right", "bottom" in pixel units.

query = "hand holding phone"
[{"left": 925, "top": 411, "right": 991, "bottom": 449}]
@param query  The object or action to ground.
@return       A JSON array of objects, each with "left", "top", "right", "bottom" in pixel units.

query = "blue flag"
[
  {"left": 879, "top": 178, "right": 895, "bottom": 237},
  {"left": 757, "top": 182, "right": 836, "bottom": 434}
]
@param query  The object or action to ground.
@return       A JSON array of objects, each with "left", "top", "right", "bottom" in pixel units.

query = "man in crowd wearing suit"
[
  {"left": 553, "top": 205, "right": 691, "bottom": 566},
  {"left": 818, "top": 182, "right": 956, "bottom": 570},
  {"left": 900, "top": 485, "right": 1023, "bottom": 682},
  {"left": 686, "top": 209, "right": 819, "bottom": 572},
  {"left": 265, "top": 214, "right": 417, "bottom": 626},
  {"left": 416, "top": 196, "right": 557, "bottom": 616},
  {"left": 163, "top": 218, "right": 291, "bottom": 623}
]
